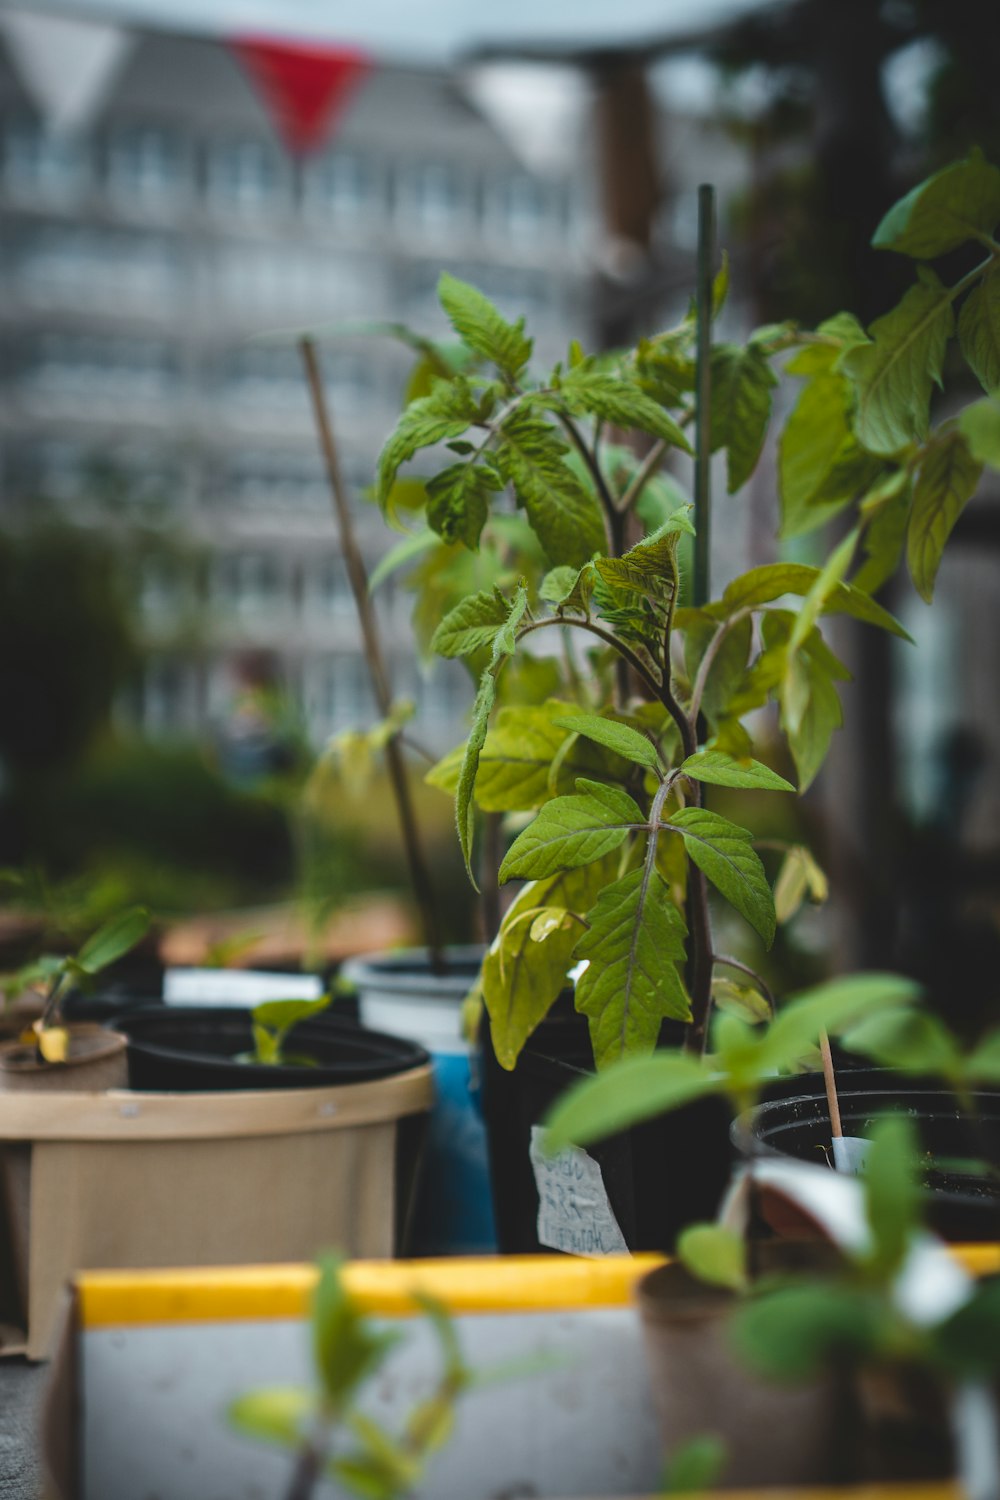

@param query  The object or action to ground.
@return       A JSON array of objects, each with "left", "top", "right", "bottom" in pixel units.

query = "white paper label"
[
  {"left": 832, "top": 1135, "right": 871, "bottom": 1174},
  {"left": 529, "top": 1126, "right": 628, "bottom": 1257},
  {"left": 163, "top": 968, "right": 322, "bottom": 1007}
]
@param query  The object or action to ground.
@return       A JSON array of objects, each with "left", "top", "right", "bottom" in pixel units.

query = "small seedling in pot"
[
  {"left": 244, "top": 995, "right": 334, "bottom": 1067},
  {"left": 2, "top": 906, "right": 150, "bottom": 1063},
  {"left": 230, "top": 1253, "right": 474, "bottom": 1500}
]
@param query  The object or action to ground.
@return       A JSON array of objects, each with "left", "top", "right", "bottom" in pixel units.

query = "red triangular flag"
[{"left": 231, "top": 35, "right": 372, "bottom": 154}]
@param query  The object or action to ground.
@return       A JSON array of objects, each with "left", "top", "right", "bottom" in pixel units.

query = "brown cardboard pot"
[
  {"left": 636, "top": 1259, "right": 847, "bottom": 1489},
  {"left": 0, "top": 1024, "right": 128, "bottom": 1339}
]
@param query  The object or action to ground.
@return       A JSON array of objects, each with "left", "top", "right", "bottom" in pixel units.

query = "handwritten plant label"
[{"left": 529, "top": 1126, "right": 628, "bottom": 1256}]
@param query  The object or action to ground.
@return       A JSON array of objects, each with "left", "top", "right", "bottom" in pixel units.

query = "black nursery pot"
[
  {"left": 115, "top": 1006, "right": 429, "bottom": 1092},
  {"left": 480, "top": 994, "right": 734, "bottom": 1255},
  {"left": 733, "top": 1085, "right": 1000, "bottom": 1241}
]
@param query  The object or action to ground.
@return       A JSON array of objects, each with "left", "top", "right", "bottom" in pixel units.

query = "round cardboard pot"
[
  {"left": 732, "top": 1085, "right": 1000, "bottom": 1241},
  {"left": 340, "top": 947, "right": 495, "bottom": 1256},
  {"left": 115, "top": 1006, "right": 428, "bottom": 1091},
  {"left": 636, "top": 1258, "right": 847, "bottom": 1488},
  {"left": 0, "top": 1024, "right": 128, "bottom": 1093}
]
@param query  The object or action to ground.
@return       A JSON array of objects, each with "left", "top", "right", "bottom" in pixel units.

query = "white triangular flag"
[
  {"left": 461, "top": 61, "right": 591, "bottom": 178},
  {"left": 0, "top": 12, "right": 131, "bottom": 134}
]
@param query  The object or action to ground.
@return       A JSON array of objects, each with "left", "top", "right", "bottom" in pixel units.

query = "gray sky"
[{"left": 0, "top": 0, "right": 772, "bottom": 65}]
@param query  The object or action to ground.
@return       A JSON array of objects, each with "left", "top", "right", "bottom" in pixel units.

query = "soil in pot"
[
  {"left": 733, "top": 1086, "right": 1000, "bottom": 1241},
  {"left": 340, "top": 947, "right": 495, "bottom": 1257}
]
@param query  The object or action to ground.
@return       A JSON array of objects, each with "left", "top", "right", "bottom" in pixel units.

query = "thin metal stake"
[{"left": 693, "top": 183, "right": 715, "bottom": 610}]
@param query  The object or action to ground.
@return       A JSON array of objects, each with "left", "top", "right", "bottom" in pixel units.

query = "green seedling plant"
[
  {"left": 372, "top": 149, "right": 1000, "bottom": 1076},
  {"left": 244, "top": 995, "right": 334, "bottom": 1067},
  {"left": 1, "top": 905, "right": 150, "bottom": 1063},
  {"left": 230, "top": 1253, "right": 474, "bottom": 1500}
]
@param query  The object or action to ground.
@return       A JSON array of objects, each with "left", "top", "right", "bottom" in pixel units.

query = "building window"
[
  {"left": 497, "top": 172, "right": 549, "bottom": 243},
  {"left": 213, "top": 551, "right": 285, "bottom": 620},
  {"left": 302, "top": 558, "right": 356, "bottom": 620},
  {"left": 207, "top": 138, "right": 283, "bottom": 212},
  {"left": 3, "top": 120, "right": 85, "bottom": 201},
  {"left": 396, "top": 160, "right": 466, "bottom": 234},
  {"left": 106, "top": 126, "right": 187, "bottom": 208},
  {"left": 302, "top": 151, "right": 377, "bottom": 221}
]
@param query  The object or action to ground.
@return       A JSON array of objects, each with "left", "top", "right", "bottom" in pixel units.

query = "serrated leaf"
[
  {"left": 559, "top": 367, "right": 693, "bottom": 453},
  {"left": 498, "top": 779, "right": 643, "bottom": 883},
  {"left": 573, "top": 867, "right": 691, "bottom": 1066},
  {"left": 668, "top": 808, "right": 775, "bottom": 946},
  {"left": 425, "top": 460, "right": 502, "bottom": 549},
  {"left": 76, "top": 906, "right": 150, "bottom": 974},
  {"left": 431, "top": 588, "right": 512, "bottom": 658},
  {"left": 958, "top": 397, "right": 1000, "bottom": 469},
  {"left": 456, "top": 581, "right": 529, "bottom": 883},
  {"left": 538, "top": 561, "right": 596, "bottom": 612},
  {"left": 852, "top": 481, "right": 911, "bottom": 595},
  {"left": 496, "top": 409, "right": 606, "bottom": 566},
  {"left": 483, "top": 860, "right": 617, "bottom": 1069},
  {"left": 681, "top": 751, "right": 793, "bottom": 792},
  {"left": 710, "top": 343, "right": 777, "bottom": 492},
  {"left": 841, "top": 275, "right": 954, "bottom": 455},
  {"left": 542, "top": 1048, "right": 710, "bottom": 1153},
  {"left": 677, "top": 1224, "right": 747, "bottom": 1291},
  {"left": 553, "top": 713, "right": 661, "bottom": 771},
  {"left": 438, "top": 272, "right": 532, "bottom": 376},
  {"left": 720, "top": 562, "right": 909, "bottom": 638},
  {"left": 593, "top": 521, "right": 682, "bottom": 596},
  {"left": 907, "top": 428, "right": 982, "bottom": 601},
  {"left": 376, "top": 377, "right": 488, "bottom": 503},
  {"left": 872, "top": 152, "right": 1000, "bottom": 259},
  {"left": 959, "top": 267, "right": 1000, "bottom": 394}
]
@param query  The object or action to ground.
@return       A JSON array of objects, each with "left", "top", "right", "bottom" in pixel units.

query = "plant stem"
[
  {"left": 712, "top": 954, "right": 776, "bottom": 1013},
  {"left": 556, "top": 411, "right": 618, "bottom": 543},
  {"left": 301, "top": 337, "right": 446, "bottom": 971},
  {"left": 688, "top": 610, "right": 750, "bottom": 726}
]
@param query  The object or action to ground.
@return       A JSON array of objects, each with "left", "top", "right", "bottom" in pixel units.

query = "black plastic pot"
[
  {"left": 115, "top": 1006, "right": 429, "bottom": 1092},
  {"left": 733, "top": 1085, "right": 1000, "bottom": 1241}
]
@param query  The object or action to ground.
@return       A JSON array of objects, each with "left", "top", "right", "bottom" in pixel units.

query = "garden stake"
[
  {"left": 819, "top": 1028, "right": 844, "bottom": 1145},
  {"left": 693, "top": 182, "right": 715, "bottom": 612},
  {"left": 300, "top": 337, "right": 446, "bottom": 972}
]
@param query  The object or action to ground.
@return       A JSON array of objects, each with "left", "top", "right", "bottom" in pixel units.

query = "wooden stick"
[
  {"left": 300, "top": 338, "right": 446, "bottom": 971},
  {"left": 693, "top": 183, "right": 715, "bottom": 610},
  {"left": 819, "top": 1028, "right": 843, "bottom": 1139}
]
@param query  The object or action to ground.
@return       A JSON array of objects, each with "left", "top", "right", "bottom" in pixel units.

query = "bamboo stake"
[
  {"left": 300, "top": 337, "right": 445, "bottom": 971},
  {"left": 819, "top": 1028, "right": 844, "bottom": 1140}
]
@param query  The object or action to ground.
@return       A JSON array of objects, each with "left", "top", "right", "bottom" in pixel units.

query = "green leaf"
[
  {"left": 958, "top": 397, "right": 1000, "bottom": 469},
  {"left": 958, "top": 266, "right": 1000, "bottom": 394},
  {"left": 862, "top": 1114, "right": 920, "bottom": 1278},
  {"left": 251, "top": 994, "right": 330, "bottom": 1033},
  {"left": 662, "top": 1435, "right": 728, "bottom": 1495},
  {"left": 427, "top": 701, "right": 621, "bottom": 813},
  {"left": 228, "top": 1387, "right": 314, "bottom": 1449},
  {"left": 553, "top": 713, "right": 661, "bottom": 771},
  {"left": 719, "top": 562, "right": 909, "bottom": 637},
  {"left": 312, "top": 1254, "right": 399, "bottom": 1408},
  {"left": 710, "top": 343, "right": 777, "bottom": 492},
  {"left": 498, "top": 780, "right": 643, "bottom": 883},
  {"left": 593, "top": 522, "right": 683, "bottom": 595},
  {"left": 676, "top": 1224, "right": 747, "bottom": 1291},
  {"left": 907, "top": 429, "right": 982, "bottom": 601},
  {"left": 773, "top": 846, "right": 828, "bottom": 923},
  {"left": 425, "top": 459, "right": 502, "bottom": 548},
  {"left": 667, "top": 808, "right": 775, "bottom": 947},
  {"left": 775, "top": 622, "right": 846, "bottom": 792},
  {"left": 733, "top": 1284, "right": 876, "bottom": 1383},
  {"left": 840, "top": 1007, "right": 961, "bottom": 1079},
  {"left": 438, "top": 272, "right": 532, "bottom": 377},
  {"left": 483, "top": 860, "right": 617, "bottom": 1069},
  {"left": 376, "top": 377, "right": 488, "bottom": 503},
  {"left": 872, "top": 152, "right": 1000, "bottom": 259},
  {"left": 935, "top": 1279, "right": 1000, "bottom": 1380},
  {"left": 712, "top": 975, "right": 772, "bottom": 1024},
  {"left": 965, "top": 1029, "right": 1000, "bottom": 1084},
  {"left": 779, "top": 371, "right": 855, "bottom": 538},
  {"left": 368, "top": 527, "right": 439, "bottom": 594},
  {"left": 558, "top": 367, "right": 693, "bottom": 453},
  {"left": 684, "top": 613, "right": 752, "bottom": 729},
  {"left": 783, "top": 313, "right": 868, "bottom": 375},
  {"left": 681, "top": 751, "right": 793, "bottom": 792},
  {"left": 852, "top": 480, "right": 911, "bottom": 595},
  {"left": 841, "top": 275, "right": 954, "bottom": 455},
  {"left": 761, "top": 973, "right": 922, "bottom": 1074},
  {"left": 496, "top": 409, "right": 606, "bottom": 565},
  {"left": 787, "top": 526, "right": 859, "bottom": 657},
  {"left": 574, "top": 868, "right": 691, "bottom": 1066},
  {"left": 542, "top": 1048, "right": 711, "bottom": 1153},
  {"left": 456, "top": 581, "right": 529, "bottom": 883},
  {"left": 431, "top": 588, "right": 512, "bottom": 658},
  {"left": 76, "top": 906, "right": 150, "bottom": 975}
]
